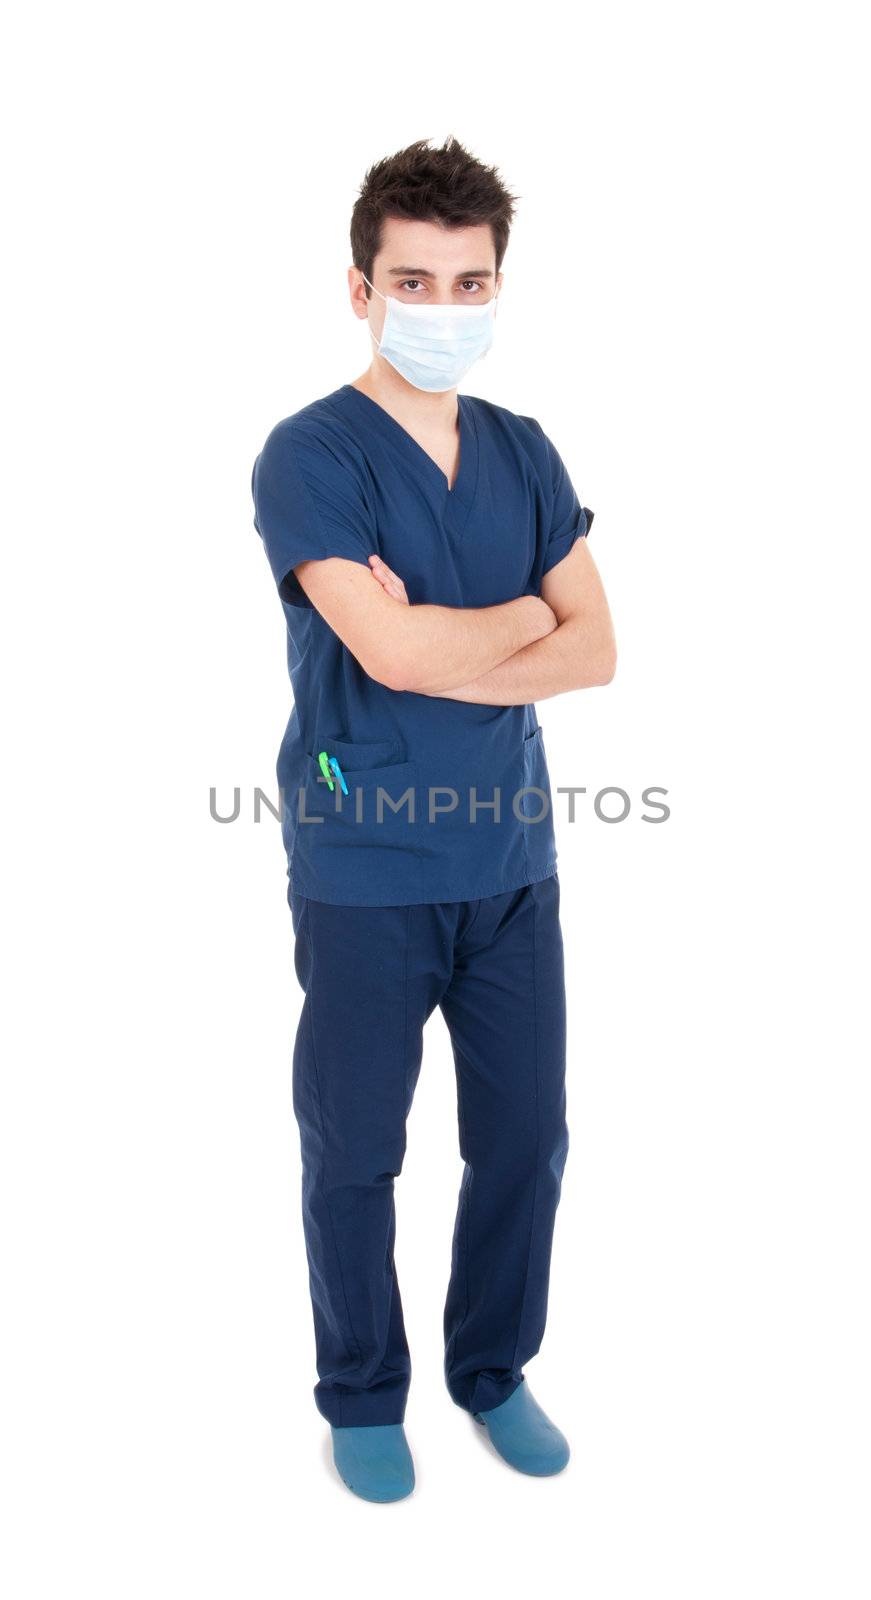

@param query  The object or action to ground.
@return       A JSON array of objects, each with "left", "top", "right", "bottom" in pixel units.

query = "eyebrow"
[{"left": 387, "top": 266, "right": 494, "bottom": 279}]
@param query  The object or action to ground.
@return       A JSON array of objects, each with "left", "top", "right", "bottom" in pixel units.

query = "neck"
[{"left": 350, "top": 362, "right": 460, "bottom": 431}]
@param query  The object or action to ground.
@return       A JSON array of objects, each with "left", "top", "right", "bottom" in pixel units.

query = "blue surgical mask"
[{"left": 362, "top": 273, "right": 499, "bottom": 393}]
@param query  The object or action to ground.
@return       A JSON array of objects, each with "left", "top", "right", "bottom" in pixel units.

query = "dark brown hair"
[{"left": 350, "top": 135, "right": 519, "bottom": 295}]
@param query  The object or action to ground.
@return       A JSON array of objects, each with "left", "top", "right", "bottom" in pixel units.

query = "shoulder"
[
  {"left": 463, "top": 393, "right": 551, "bottom": 475},
  {"left": 255, "top": 388, "right": 352, "bottom": 460},
  {"left": 464, "top": 392, "right": 543, "bottom": 440},
  {"left": 253, "top": 390, "right": 368, "bottom": 493}
]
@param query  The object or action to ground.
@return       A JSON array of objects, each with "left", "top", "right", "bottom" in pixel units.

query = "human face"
[{"left": 351, "top": 216, "right": 501, "bottom": 348}]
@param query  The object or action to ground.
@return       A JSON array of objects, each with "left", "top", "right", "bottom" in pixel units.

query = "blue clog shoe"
[
  {"left": 473, "top": 1378, "right": 570, "bottom": 1476},
  {"left": 330, "top": 1422, "right": 415, "bottom": 1503}
]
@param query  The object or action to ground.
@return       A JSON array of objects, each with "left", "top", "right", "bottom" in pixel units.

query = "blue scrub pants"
[{"left": 287, "top": 873, "right": 569, "bottom": 1426}]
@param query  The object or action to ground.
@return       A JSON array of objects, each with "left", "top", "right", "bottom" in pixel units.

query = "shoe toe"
[
  {"left": 474, "top": 1383, "right": 570, "bottom": 1476},
  {"left": 331, "top": 1423, "right": 415, "bottom": 1503}
]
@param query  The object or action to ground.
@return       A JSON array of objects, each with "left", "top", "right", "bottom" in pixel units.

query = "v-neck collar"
[{"left": 336, "top": 382, "right": 479, "bottom": 529}]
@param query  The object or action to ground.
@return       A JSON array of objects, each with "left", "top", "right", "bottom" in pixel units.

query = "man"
[{"left": 251, "top": 136, "right": 616, "bottom": 1503}]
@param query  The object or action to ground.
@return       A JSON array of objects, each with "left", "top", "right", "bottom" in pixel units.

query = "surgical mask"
[{"left": 362, "top": 273, "right": 499, "bottom": 393}]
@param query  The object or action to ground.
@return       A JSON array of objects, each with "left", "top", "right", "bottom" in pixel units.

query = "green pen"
[{"left": 318, "top": 750, "right": 335, "bottom": 791}]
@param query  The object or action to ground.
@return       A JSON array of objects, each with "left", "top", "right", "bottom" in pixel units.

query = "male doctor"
[{"left": 251, "top": 136, "right": 616, "bottom": 1503}]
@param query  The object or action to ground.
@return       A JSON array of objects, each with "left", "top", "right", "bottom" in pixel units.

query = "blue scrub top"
[{"left": 251, "top": 383, "right": 594, "bottom": 906}]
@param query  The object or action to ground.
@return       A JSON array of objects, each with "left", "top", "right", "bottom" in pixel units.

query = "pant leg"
[
  {"left": 439, "top": 873, "right": 569, "bottom": 1415},
  {"left": 288, "top": 887, "right": 454, "bottom": 1426}
]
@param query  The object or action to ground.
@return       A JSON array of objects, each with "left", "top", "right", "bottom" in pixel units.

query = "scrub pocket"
[
  {"left": 413, "top": 739, "right": 529, "bottom": 896},
  {"left": 297, "top": 732, "right": 420, "bottom": 902},
  {"left": 518, "top": 724, "right": 558, "bottom": 878}
]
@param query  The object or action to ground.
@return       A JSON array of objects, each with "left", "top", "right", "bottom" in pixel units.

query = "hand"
[
  {"left": 368, "top": 554, "right": 410, "bottom": 605},
  {"left": 519, "top": 594, "right": 559, "bottom": 641}
]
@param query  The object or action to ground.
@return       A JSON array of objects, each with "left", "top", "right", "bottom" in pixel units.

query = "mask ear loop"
[
  {"left": 362, "top": 272, "right": 387, "bottom": 302},
  {"left": 361, "top": 273, "right": 390, "bottom": 348}
]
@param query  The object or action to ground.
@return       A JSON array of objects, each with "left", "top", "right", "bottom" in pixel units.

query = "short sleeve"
[
  {"left": 534, "top": 423, "right": 595, "bottom": 577},
  {"left": 251, "top": 421, "right": 376, "bottom": 607}
]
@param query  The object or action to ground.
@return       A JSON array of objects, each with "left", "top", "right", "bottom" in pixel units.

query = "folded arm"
[
  {"left": 368, "top": 541, "right": 616, "bottom": 705},
  {"left": 428, "top": 540, "right": 616, "bottom": 703}
]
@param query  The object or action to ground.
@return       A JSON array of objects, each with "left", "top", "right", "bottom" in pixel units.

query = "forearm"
[
  {"left": 421, "top": 615, "right": 615, "bottom": 704},
  {"left": 390, "top": 595, "right": 557, "bottom": 693}
]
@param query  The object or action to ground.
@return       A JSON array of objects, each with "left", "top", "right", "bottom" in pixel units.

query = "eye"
[{"left": 397, "top": 279, "right": 487, "bottom": 295}]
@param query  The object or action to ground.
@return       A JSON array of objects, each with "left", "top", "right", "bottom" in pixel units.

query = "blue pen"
[{"left": 329, "top": 755, "right": 349, "bottom": 796}]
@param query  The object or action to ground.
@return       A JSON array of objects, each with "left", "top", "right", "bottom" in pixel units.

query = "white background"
[{"left": 3, "top": 2, "right": 869, "bottom": 1595}]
